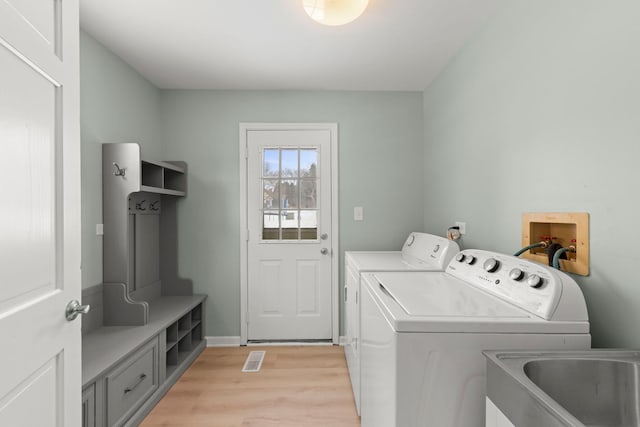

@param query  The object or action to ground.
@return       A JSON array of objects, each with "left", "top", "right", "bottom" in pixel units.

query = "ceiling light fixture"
[{"left": 302, "top": 0, "right": 369, "bottom": 26}]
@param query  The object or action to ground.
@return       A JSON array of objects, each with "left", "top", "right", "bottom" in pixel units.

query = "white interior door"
[
  {"left": 246, "top": 128, "right": 333, "bottom": 341},
  {"left": 0, "top": 0, "right": 82, "bottom": 425}
]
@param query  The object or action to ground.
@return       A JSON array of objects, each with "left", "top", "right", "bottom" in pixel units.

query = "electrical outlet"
[{"left": 455, "top": 221, "right": 466, "bottom": 235}]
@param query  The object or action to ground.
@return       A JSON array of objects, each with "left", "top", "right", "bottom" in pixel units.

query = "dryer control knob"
[
  {"left": 509, "top": 268, "right": 524, "bottom": 281},
  {"left": 465, "top": 255, "right": 476, "bottom": 265},
  {"left": 483, "top": 258, "right": 500, "bottom": 273},
  {"left": 527, "top": 274, "right": 543, "bottom": 288},
  {"left": 455, "top": 253, "right": 466, "bottom": 263}
]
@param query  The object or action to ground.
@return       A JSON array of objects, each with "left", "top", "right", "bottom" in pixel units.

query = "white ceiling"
[{"left": 79, "top": 0, "right": 505, "bottom": 91}]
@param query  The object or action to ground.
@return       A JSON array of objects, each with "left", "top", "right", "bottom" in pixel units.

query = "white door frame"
[{"left": 239, "top": 123, "right": 339, "bottom": 345}]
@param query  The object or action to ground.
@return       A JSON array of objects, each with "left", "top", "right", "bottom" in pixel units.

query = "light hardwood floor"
[{"left": 141, "top": 346, "right": 361, "bottom": 427}]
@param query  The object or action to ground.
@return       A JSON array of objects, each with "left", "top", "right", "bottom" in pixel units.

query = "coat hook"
[{"left": 113, "top": 162, "right": 126, "bottom": 177}]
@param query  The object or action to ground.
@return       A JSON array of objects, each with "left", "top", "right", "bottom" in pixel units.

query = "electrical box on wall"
[{"left": 521, "top": 212, "right": 590, "bottom": 276}]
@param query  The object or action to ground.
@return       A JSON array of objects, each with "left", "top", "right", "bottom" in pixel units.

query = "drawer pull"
[{"left": 124, "top": 374, "right": 147, "bottom": 395}]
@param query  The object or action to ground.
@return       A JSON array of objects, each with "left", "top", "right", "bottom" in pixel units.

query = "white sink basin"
[{"left": 484, "top": 350, "right": 640, "bottom": 427}]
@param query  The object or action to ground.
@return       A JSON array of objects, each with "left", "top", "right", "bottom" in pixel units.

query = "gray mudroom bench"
[{"left": 81, "top": 143, "right": 207, "bottom": 426}]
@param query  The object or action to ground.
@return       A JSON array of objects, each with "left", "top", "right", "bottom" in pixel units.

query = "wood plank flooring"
[{"left": 141, "top": 346, "right": 361, "bottom": 427}]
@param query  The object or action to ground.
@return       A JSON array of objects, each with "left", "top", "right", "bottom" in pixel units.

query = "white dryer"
[
  {"left": 360, "top": 249, "right": 591, "bottom": 427},
  {"left": 344, "top": 232, "right": 459, "bottom": 414}
]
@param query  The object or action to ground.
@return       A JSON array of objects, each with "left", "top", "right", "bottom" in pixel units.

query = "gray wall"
[
  {"left": 159, "top": 91, "right": 425, "bottom": 336},
  {"left": 80, "top": 1, "right": 640, "bottom": 347},
  {"left": 80, "top": 31, "right": 163, "bottom": 290},
  {"left": 78, "top": 31, "right": 425, "bottom": 335},
  {"left": 423, "top": 1, "right": 640, "bottom": 348}
]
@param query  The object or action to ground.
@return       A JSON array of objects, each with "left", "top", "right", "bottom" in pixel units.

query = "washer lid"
[
  {"left": 375, "top": 272, "right": 527, "bottom": 318},
  {"left": 346, "top": 251, "right": 444, "bottom": 272}
]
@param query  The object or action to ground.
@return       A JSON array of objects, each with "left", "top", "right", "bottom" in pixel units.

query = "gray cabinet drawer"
[{"left": 105, "top": 338, "right": 159, "bottom": 426}]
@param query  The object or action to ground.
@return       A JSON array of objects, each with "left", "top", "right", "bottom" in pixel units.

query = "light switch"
[
  {"left": 354, "top": 206, "right": 364, "bottom": 221},
  {"left": 96, "top": 224, "right": 104, "bottom": 235}
]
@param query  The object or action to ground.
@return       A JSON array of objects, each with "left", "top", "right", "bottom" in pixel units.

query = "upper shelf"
[
  {"left": 104, "top": 143, "right": 187, "bottom": 197},
  {"left": 141, "top": 160, "right": 186, "bottom": 196}
]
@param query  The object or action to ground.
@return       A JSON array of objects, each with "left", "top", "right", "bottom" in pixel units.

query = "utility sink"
[{"left": 484, "top": 350, "right": 640, "bottom": 427}]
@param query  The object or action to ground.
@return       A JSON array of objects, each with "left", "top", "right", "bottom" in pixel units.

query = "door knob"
[
  {"left": 65, "top": 300, "right": 90, "bottom": 321},
  {"left": 320, "top": 248, "right": 329, "bottom": 255}
]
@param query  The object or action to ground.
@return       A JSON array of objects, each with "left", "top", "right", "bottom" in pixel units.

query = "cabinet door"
[{"left": 82, "top": 385, "right": 96, "bottom": 427}]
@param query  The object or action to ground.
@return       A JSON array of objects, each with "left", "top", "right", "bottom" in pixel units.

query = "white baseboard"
[
  {"left": 247, "top": 341, "right": 333, "bottom": 347},
  {"left": 205, "top": 336, "right": 347, "bottom": 347},
  {"left": 205, "top": 336, "right": 241, "bottom": 347}
]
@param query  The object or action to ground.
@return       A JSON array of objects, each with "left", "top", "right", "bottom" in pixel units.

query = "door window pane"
[
  {"left": 300, "top": 210, "right": 317, "bottom": 228},
  {"left": 301, "top": 210, "right": 318, "bottom": 240},
  {"left": 263, "top": 179, "right": 279, "bottom": 209},
  {"left": 300, "top": 149, "right": 317, "bottom": 177},
  {"left": 281, "top": 149, "right": 298, "bottom": 177},
  {"left": 280, "top": 179, "right": 299, "bottom": 209},
  {"left": 281, "top": 210, "right": 297, "bottom": 229},
  {"left": 282, "top": 227, "right": 299, "bottom": 240},
  {"left": 300, "top": 180, "right": 317, "bottom": 209},
  {"left": 263, "top": 149, "right": 279, "bottom": 177},
  {"left": 263, "top": 211, "right": 280, "bottom": 240}
]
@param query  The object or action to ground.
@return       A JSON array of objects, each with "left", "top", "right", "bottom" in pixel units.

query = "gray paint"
[
  {"left": 159, "top": 91, "right": 425, "bottom": 336},
  {"left": 80, "top": 30, "right": 164, "bottom": 290},
  {"left": 81, "top": 2, "right": 640, "bottom": 348},
  {"left": 79, "top": 32, "right": 424, "bottom": 336},
  {"left": 423, "top": 1, "right": 640, "bottom": 347}
]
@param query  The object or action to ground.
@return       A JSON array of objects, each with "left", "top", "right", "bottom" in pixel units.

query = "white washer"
[
  {"left": 344, "top": 232, "right": 459, "bottom": 414},
  {"left": 360, "top": 249, "right": 591, "bottom": 427}
]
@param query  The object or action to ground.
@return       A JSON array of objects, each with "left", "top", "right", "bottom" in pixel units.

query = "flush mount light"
[{"left": 302, "top": 0, "right": 369, "bottom": 26}]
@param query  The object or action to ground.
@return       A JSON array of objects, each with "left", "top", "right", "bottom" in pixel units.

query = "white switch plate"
[
  {"left": 354, "top": 206, "right": 364, "bottom": 221},
  {"left": 96, "top": 224, "right": 104, "bottom": 235},
  {"left": 455, "top": 221, "right": 466, "bottom": 235}
]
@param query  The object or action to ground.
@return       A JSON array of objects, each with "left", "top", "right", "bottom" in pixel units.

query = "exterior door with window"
[
  {"left": 246, "top": 129, "right": 333, "bottom": 340},
  {"left": 0, "top": 0, "right": 82, "bottom": 425}
]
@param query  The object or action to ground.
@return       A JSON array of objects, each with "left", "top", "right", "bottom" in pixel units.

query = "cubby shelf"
[{"left": 165, "top": 303, "right": 204, "bottom": 377}]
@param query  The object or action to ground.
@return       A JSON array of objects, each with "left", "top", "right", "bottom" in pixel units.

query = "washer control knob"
[
  {"left": 509, "top": 268, "right": 524, "bottom": 281},
  {"left": 527, "top": 274, "right": 544, "bottom": 288},
  {"left": 455, "top": 253, "right": 466, "bottom": 263},
  {"left": 465, "top": 255, "right": 476, "bottom": 265},
  {"left": 483, "top": 258, "right": 500, "bottom": 273}
]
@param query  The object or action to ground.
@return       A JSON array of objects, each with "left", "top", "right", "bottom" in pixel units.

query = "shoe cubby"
[{"left": 165, "top": 303, "right": 204, "bottom": 378}]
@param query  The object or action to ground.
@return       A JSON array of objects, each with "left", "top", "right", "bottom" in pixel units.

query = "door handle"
[
  {"left": 320, "top": 248, "right": 329, "bottom": 255},
  {"left": 320, "top": 233, "right": 328, "bottom": 240},
  {"left": 65, "top": 300, "right": 90, "bottom": 321}
]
